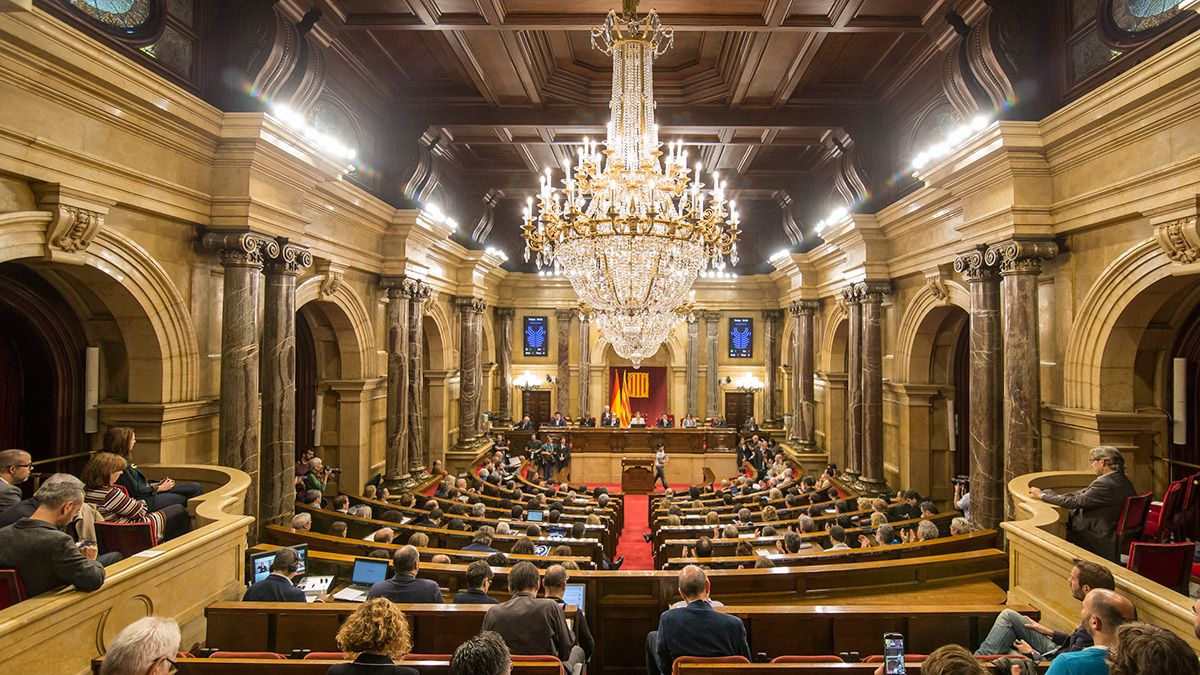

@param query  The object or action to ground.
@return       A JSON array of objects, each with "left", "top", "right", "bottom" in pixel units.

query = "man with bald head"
[
  {"left": 365, "top": 545, "right": 443, "bottom": 603},
  {"left": 0, "top": 448, "right": 33, "bottom": 512},
  {"left": 1045, "top": 588, "right": 1136, "bottom": 675},
  {"left": 645, "top": 565, "right": 750, "bottom": 675}
]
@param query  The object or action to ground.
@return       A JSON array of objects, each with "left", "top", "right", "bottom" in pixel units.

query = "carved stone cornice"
[
  {"left": 554, "top": 308, "right": 575, "bottom": 322},
  {"left": 985, "top": 238, "right": 1058, "bottom": 275},
  {"left": 1153, "top": 217, "right": 1200, "bottom": 264},
  {"left": 202, "top": 231, "right": 280, "bottom": 269},
  {"left": 316, "top": 260, "right": 346, "bottom": 298},
  {"left": 31, "top": 183, "right": 115, "bottom": 264},
  {"left": 953, "top": 244, "right": 999, "bottom": 282},
  {"left": 789, "top": 299, "right": 821, "bottom": 316},
  {"left": 454, "top": 296, "right": 487, "bottom": 314},
  {"left": 265, "top": 240, "right": 313, "bottom": 276}
]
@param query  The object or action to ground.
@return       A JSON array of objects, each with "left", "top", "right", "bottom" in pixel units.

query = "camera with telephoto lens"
[
  {"left": 328, "top": 467, "right": 342, "bottom": 475},
  {"left": 951, "top": 475, "right": 969, "bottom": 488}
]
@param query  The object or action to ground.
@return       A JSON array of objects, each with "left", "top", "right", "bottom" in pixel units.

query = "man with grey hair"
[
  {"left": 472, "top": 502, "right": 488, "bottom": 518},
  {"left": 646, "top": 565, "right": 750, "bottom": 675},
  {"left": 0, "top": 448, "right": 32, "bottom": 512},
  {"left": 99, "top": 616, "right": 180, "bottom": 675},
  {"left": 0, "top": 474, "right": 106, "bottom": 597},
  {"left": 464, "top": 526, "right": 498, "bottom": 553},
  {"left": 496, "top": 521, "right": 511, "bottom": 535},
  {"left": 291, "top": 512, "right": 312, "bottom": 531},
  {"left": 1029, "top": 445, "right": 1137, "bottom": 561}
]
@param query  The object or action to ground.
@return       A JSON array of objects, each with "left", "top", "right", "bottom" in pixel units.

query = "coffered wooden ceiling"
[{"left": 306, "top": 0, "right": 959, "bottom": 270}]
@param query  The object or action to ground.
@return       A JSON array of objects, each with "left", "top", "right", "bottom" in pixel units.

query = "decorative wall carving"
[
  {"left": 471, "top": 188, "right": 505, "bottom": 242},
  {"left": 31, "top": 183, "right": 114, "bottom": 264},
  {"left": 1153, "top": 217, "right": 1200, "bottom": 264}
]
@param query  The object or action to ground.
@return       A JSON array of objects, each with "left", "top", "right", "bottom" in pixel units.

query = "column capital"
[
  {"left": 853, "top": 280, "right": 890, "bottom": 302},
  {"left": 839, "top": 284, "right": 861, "bottom": 303},
  {"left": 985, "top": 239, "right": 1058, "bottom": 275},
  {"left": 380, "top": 276, "right": 408, "bottom": 299},
  {"left": 701, "top": 310, "right": 722, "bottom": 322},
  {"left": 404, "top": 277, "right": 433, "bottom": 300},
  {"left": 789, "top": 299, "right": 821, "bottom": 316},
  {"left": 265, "top": 241, "right": 313, "bottom": 276},
  {"left": 554, "top": 308, "right": 575, "bottom": 321},
  {"left": 203, "top": 230, "right": 279, "bottom": 269},
  {"left": 762, "top": 309, "right": 785, "bottom": 321},
  {"left": 953, "top": 244, "right": 999, "bottom": 282},
  {"left": 494, "top": 307, "right": 516, "bottom": 320},
  {"left": 454, "top": 296, "right": 487, "bottom": 314}
]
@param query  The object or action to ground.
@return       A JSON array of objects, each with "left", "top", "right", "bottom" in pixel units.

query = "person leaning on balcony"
[{"left": 1028, "top": 446, "right": 1137, "bottom": 562}]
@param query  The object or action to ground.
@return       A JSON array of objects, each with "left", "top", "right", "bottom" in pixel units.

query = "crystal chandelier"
[
  {"left": 585, "top": 302, "right": 694, "bottom": 368},
  {"left": 521, "top": 3, "right": 740, "bottom": 360}
]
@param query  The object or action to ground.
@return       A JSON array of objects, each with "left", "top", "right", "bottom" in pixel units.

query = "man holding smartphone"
[{"left": 0, "top": 475, "right": 106, "bottom": 597}]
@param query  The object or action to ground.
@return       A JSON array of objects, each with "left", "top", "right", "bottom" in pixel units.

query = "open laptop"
[
  {"left": 331, "top": 557, "right": 391, "bottom": 603},
  {"left": 526, "top": 510, "right": 544, "bottom": 522},
  {"left": 248, "top": 545, "right": 313, "bottom": 584}
]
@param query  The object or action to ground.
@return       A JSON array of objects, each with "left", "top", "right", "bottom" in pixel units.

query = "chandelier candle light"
[{"left": 521, "top": 3, "right": 740, "bottom": 363}]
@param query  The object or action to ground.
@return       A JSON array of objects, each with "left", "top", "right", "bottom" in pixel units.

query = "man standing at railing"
[{"left": 1028, "top": 446, "right": 1137, "bottom": 562}]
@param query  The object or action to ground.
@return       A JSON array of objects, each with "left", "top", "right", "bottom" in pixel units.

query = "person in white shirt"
[
  {"left": 653, "top": 444, "right": 669, "bottom": 490},
  {"left": 825, "top": 524, "right": 850, "bottom": 550},
  {"left": 680, "top": 414, "right": 697, "bottom": 428}
]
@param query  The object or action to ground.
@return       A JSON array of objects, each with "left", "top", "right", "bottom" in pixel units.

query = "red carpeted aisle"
[{"left": 593, "top": 483, "right": 689, "bottom": 571}]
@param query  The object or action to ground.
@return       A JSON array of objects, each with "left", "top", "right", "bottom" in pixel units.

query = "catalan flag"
[{"left": 610, "top": 370, "right": 632, "bottom": 427}]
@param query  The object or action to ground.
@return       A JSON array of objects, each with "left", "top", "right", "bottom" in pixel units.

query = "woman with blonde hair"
[
  {"left": 870, "top": 511, "right": 888, "bottom": 527},
  {"left": 105, "top": 427, "right": 203, "bottom": 513},
  {"left": 761, "top": 505, "right": 778, "bottom": 523},
  {"left": 327, "top": 598, "right": 419, "bottom": 674},
  {"left": 82, "top": 453, "right": 190, "bottom": 543}
]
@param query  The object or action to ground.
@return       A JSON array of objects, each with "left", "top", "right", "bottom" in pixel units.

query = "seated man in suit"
[
  {"left": 543, "top": 564, "right": 592, "bottom": 667},
  {"left": 514, "top": 415, "right": 534, "bottom": 430},
  {"left": 548, "top": 412, "right": 568, "bottom": 427},
  {"left": 712, "top": 416, "right": 727, "bottom": 428},
  {"left": 243, "top": 547, "right": 326, "bottom": 602},
  {"left": 656, "top": 413, "right": 673, "bottom": 428},
  {"left": 578, "top": 412, "right": 596, "bottom": 427},
  {"left": 481, "top": 561, "right": 577, "bottom": 670},
  {"left": 740, "top": 416, "right": 759, "bottom": 432},
  {"left": 366, "top": 545, "right": 443, "bottom": 603},
  {"left": 1029, "top": 445, "right": 1138, "bottom": 562},
  {"left": 645, "top": 565, "right": 751, "bottom": 675},
  {"left": 0, "top": 474, "right": 106, "bottom": 598},
  {"left": 453, "top": 559, "right": 498, "bottom": 605},
  {"left": 464, "top": 526, "right": 498, "bottom": 553}
]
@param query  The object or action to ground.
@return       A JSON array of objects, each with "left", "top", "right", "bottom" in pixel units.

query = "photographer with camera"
[
  {"left": 953, "top": 475, "right": 971, "bottom": 519},
  {"left": 303, "top": 456, "right": 340, "bottom": 493}
]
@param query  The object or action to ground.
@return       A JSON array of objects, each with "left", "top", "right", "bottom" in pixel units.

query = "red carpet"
[{"left": 594, "top": 483, "right": 690, "bottom": 571}]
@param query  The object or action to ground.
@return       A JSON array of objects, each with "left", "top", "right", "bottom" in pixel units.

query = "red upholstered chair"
[
  {"left": 864, "top": 655, "right": 929, "bottom": 663},
  {"left": 95, "top": 521, "right": 156, "bottom": 558},
  {"left": 1127, "top": 541, "right": 1193, "bottom": 594},
  {"left": 0, "top": 568, "right": 27, "bottom": 609},
  {"left": 207, "top": 648, "right": 286, "bottom": 658},
  {"left": 1116, "top": 492, "right": 1153, "bottom": 556},
  {"left": 672, "top": 655, "right": 751, "bottom": 675},
  {"left": 1145, "top": 479, "right": 1185, "bottom": 541},
  {"left": 771, "top": 655, "right": 845, "bottom": 663},
  {"left": 303, "top": 652, "right": 346, "bottom": 660}
]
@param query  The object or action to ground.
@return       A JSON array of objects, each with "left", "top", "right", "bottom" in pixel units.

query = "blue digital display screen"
[
  {"left": 524, "top": 316, "right": 548, "bottom": 356},
  {"left": 729, "top": 318, "right": 753, "bottom": 358}
]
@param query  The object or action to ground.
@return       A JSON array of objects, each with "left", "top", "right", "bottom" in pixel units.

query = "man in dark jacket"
[
  {"left": 646, "top": 565, "right": 751, "bottom": 675},
  {"left": 242, "top": 547, "right": 313, "bottom": 602},
  {"left": 367, "top": 546, "right": 443, "bottom": 603},
  {"left": 543, "top": 564, "right": 592, "bottom": 665},
  {"left": 481, "top": 562, "right": 575, "bottom": 668},
  {"left": 1030, "top": 446, "right": 1138, "bottom": 561},
  {"left": 452, "top": 559, "right": 498, "bottom": 605},
  {"left": 463, "top": 526, "right": 498, "bottom": 553},
  {"left": 0, "top": 474, "right": 105, "bottom": 598}
]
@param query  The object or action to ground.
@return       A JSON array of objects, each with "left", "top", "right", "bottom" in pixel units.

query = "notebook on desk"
[{"left": 331, "top": 557, "right": 390, "bottom": 603}]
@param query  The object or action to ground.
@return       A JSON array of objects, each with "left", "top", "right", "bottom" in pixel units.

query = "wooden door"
[
  {"left": 522, "top": 390, "right": 551, "bottom": 428},
  {"left": 724, "top": 392, "right": 754, "bottom": 430}
]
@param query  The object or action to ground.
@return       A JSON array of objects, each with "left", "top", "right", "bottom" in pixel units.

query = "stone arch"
[
  {"left": 295, "top": 275, "right": 374, "bottom": 380},
  {"left": 0, "top": 212, "right": 200, "bottom": 403},
  {"left": 819, "top": 303, "right": 849, "bottom": 373},
  {"left": 423, "top": 299, "right": 452, "bottom": 371},
  {"left": 894, "top": 280, "right": 970, "bottom": 383},
  {"left": 1063, "top": 239, "right": 1189, "bottom": 411}
]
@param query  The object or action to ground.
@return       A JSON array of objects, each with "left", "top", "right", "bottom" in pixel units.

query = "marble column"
[
  {"left": 382, "top": 278, "right": 410, "bottom": 478},
  {"left": 260, "top": 241, "right": 311, "bottom": 533},
  {"left": 843, "top": 285, "right": 863, "bottom": 477},
  {"left": 495, "top": 308, "right": 515, "bottom": 424},
  {"left": 858, "top": 281, "right": 889, "bottom": 490},
  {"left": 406, "top": 279, "right": 432, "bottom": 474},
  {"left": 686, "top": 317, "right": 700, "bottom": 416},
  {"left": 555, "top": 309, "right": 573, "bottom": 417},
  {"left": 762, "top": 309, "right": 783, "bottom": 425},
  {"left": 456, "top": 296, "right": 487, "bottom": 446},
  {"left": 704, "top": 311, "right": 721, "bottom": 420},
  {"left": 954, "top": 246, "right": 1004, "bottom": 530},
  {"left": 790, "top": 300, "right": 819, "bottom": 445},
  {"left": 578, "top": 316, "right": 591, "bottom": 417},
  {"left": 988, "top": 239, "right": 1058, "bottom": 485},
  {"left": 203, "top": 231, "right": 278, "bottom": 524}
]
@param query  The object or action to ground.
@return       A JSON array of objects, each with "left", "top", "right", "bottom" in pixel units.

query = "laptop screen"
[
  {"left": 562, "top": 582, "right": 586, "bottom": 613},
  {"left": 526, "top": 510, "right": 544, "bottom": 522},
  {"left": 351, "top": 557, "right": 390, "bottom": 586},
  {"left": 293, "top": 544, "right": 308, "bottom": 575},
  {"left": 249, "top": 550, "right": 275, "bottom": 584}
]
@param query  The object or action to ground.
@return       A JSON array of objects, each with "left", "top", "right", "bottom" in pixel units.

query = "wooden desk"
[
  {"left": 622, "top": 456, "right": 655, "bottom": 494},
  {"left": 508, "top": 427, "right": 742, "bottom": 453}
]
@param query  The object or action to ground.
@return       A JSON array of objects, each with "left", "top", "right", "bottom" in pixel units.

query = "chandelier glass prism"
[{"left": 520, "top": 4, "right": 740, "bottom": 361}]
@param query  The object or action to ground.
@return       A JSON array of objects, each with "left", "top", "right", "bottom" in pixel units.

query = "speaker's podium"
[{"left": 621, "top": 456, "right": 655, "bottom": 494}]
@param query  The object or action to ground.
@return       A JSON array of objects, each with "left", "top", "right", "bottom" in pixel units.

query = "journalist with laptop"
[{"left": 243, "top": 547, "right": 329, "bottom": 603}]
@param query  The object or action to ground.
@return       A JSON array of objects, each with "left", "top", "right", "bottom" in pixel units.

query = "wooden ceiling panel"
[{"left": 499, "top": 0, "right": 771, "bottom": 19}]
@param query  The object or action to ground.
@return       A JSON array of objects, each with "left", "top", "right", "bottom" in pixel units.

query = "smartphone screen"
[{"left": 883, "top": 633, "right": 905, "bottom": 675}]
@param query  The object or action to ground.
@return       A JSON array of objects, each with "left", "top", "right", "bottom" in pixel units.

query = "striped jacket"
[{"left": 85, "top": 485, "right": 165, "bottom": 543}]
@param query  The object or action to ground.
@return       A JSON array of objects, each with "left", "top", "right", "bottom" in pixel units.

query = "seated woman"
[
  {"left": 327, "top": 598, "right": 419, "bottom": 675},
  {"left": 105, "top": 427, "right": 203, "bottom": 513},
  {"left": 82, "top": 452, "right": 191, "bottom": 543}
]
